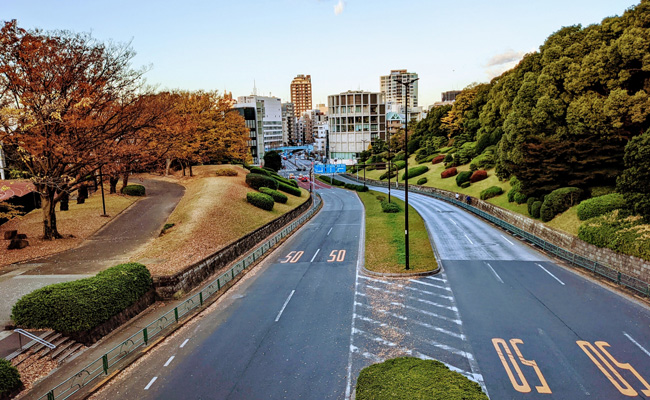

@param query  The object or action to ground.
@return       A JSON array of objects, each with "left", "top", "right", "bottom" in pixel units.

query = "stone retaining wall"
[
  {"left": 153, "top": 195, "right": 313, "bottom": 299},
  {"left": 345, "top": 174, "right": 650, "bottom": 285}
]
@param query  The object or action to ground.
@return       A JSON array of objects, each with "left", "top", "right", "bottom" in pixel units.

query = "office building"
[
  {"left": 237, "top": 95, "right": 283, "bottom": 151},
  {"left": 233, "top": 101, "right": 264, "bottom": 164},
  {"left": 290, "top": 74, "right": 312, "bottom": 118}
]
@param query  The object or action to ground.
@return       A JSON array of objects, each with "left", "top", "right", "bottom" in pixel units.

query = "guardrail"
[
  {"left": 37, "top": 194, "right": 322, "bottom": 400},
  {"left": 14, "top": 329, "right": 56, "bottom": 351},
  {"left": 342, "top": 174, "right": 650, "bottom": 298}
]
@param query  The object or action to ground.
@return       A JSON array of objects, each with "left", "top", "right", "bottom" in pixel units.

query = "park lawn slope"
[
  {"left": 133, "top": 165, "right": 309, "bottom": 276},
  {"left": 359, "top": 190, "right": 436, "bottom": 273}
]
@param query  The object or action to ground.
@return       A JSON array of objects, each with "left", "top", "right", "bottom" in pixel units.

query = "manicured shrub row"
[
  {"left": 417, "top": 177, "right": 428, "bottom": 185},
  {"left": 121, "top": 184, "right": 146, "bottom": 196},
  {"left": 259, "top": 187, "right": 288, "bottom": 204},
  {"left": 11, "top": 263, "right": 152, "bottom": 333},
  {"left": 480, "top": 186, "right": 503, "bottom": 200},
  {"left": 0, "top": 359, "right": 22, "bottom": 399},
  {"left": 577, "top": 193, "right": 626, "bottom": 221},
  {"left": 470, "top": 170, "right": 487, "bottom": 183},
  {"left": 356, "top": 357, "right": 488, "bottom": 400},
  {"left": 379, "top": 170, "right": 397, "bottom": 180},
  {"left": 456, "top": 171, "right": 472, "bottom": 187},
  {"left": 381, "top": 200, "right": 401, "bottom": 213},
  {"left": 578, "top": 211, "right": 650, "bottom": 261},
  {"left": 249, "top": 166, "right": 269, "bottom": 176},
  {"left": 431, "top": 154, "right": 446, "bottom": 164},
  {"left": 247, "top": 192, "right": 274, "bottom": 210},
  {"left": 540, "top": 187, "right": 584, "bottom": 222},
  {"left": 278, "top": 182, "right": 302, "bottom": 196},
  {"left": 215, "top": 168, "right": 238, "bottom": 176},
  {"left": 318, "top": 175, "right": 345, "bottom": 186},
  {"left": 460, "top": 181, "right": 471, "bottom": 189},
  {"left": 246, "top": 173, "right": 278, "bottom": 191},
  {"left": 441, "top": 167, "right": 457, "bottom": 179},
  {"left": 274, "top": 174, "right": 299, "bottom": 188},
  {"left": 526, "top": 197, "right": 539, "bottom": 215},
  {"left": 393, "top": 160, "right": 407, "bottom": 170},
  {"left": 402, "top": 165, "right": 429, "bottom": 181},
  {"left": 344, "top": 183, "right": 369, "bottom": 192}
]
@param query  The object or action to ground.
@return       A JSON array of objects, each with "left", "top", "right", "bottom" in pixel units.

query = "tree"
[
  {"left": 263, "top": 151, "right": 282, "bottom": 172},
  {"left": 617, "top": 128, "right": 650, "bottom": 222},
  {"left": 0, "top": 21, "right": 159, "bottom": 239}
]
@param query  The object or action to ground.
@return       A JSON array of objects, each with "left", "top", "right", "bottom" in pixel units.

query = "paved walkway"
[{"left": 0, "top": 178, "right": 184, "bottom": 328}]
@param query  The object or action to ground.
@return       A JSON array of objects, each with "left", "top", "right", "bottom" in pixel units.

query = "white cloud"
[
  {"left": 334, "top": 0, "right": 344, "bottom": 15},
  {"left": 486, "top": 50, "right": 526, "bottom": 67}
]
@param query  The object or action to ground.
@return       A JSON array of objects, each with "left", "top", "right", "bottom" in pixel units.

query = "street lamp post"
[
  {"left": 361, "top": 138, "right": 368, "bottom": 186},
  {"left": 387, "top": 128, "right": 392, "bottom": 203},
  {"left": 394, "top": 76, "right": 419, "bottom": 270}
]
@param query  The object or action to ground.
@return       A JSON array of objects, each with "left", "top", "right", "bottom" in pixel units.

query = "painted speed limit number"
[
  {"left": 492, "top": 338, "right": 551, "bottom": 394},
  {"left": 328, "top": 250, "right": 346, "bottom": 262}
]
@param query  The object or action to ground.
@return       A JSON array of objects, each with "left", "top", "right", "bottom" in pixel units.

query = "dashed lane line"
[
  {"left": 624, "top": 332, "right": 650, "bottom": 358},
  {"left": 536, "top": 263, "right": 566, "bottom": 285},
  {"left": 310, "top": 249, "right": 320, "bottom": 262},
  {"left": 464, "top": 234, "right": 474, "bottom": 245},
  {"left": 500, "top": 235, "right": 515, "bottom": 245},
  {"left": 164, "top": 356, "right": 175, "bottom": 367},
  {"left": 275, "top": 290, "right": 296, "bottom": 322},
  {"left": 180, "top": 339, "right": 189, "bottom": 348},
  {"left": 485, "top": 262, "right": 504, "bottom": 284},
  {"left": 327, "top": 227, "right": 333, "bottom": 235},
  {"left": 408, "top": 279, "right": 453, "bottom": 292},
  {"left": 144, "top": 377, "right": 158, "bottom": 390}
]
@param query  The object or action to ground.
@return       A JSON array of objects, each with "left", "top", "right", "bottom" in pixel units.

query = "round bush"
[
  {"left": 443, "top": 153, "right": 453, "bottom": 163},
  {"left": 215, "top": 168, "right": 237, "bottom": 177},
  {"left": 470, "top": 170, "right": 488, "bottom": 183},
  {"left": 417, "top": 177, "right": 428, "bottom": 185},
  {"left": 246, "top": 192, "right": 274, "bottom": 210},
  {"left": 527, "top": 197, "right": 538, "bottom": 216},
  {"left": 456, "top": 171, "right": 473, "bottom": 187},
  {"left": 441, "top": 167, "right": 458, "bottom": 179},
  {"left": 531, "top": 201, "right": 543, "bottom": 218},
  {"left": 381, "top": 201, "right": 401, "bottom": 213},
  {"left": 393, "top": 160, "right": 407, "bottom": 170},
  {"left": 577, "top": 193, "right": 626, "bottom": 221},
  {"left": 245, "top": 173, "right": 278, "bottom": 191},
  {"left": 402, "top": 165, "right": 429, "bottom": 181},
  {"left": 480, "top": 186, "right": 503, "bottom": 200},
  {"left": 431, "top": 154, "right": 445, "bottom": 164},
  {"left": 11, "top": 263, "right": 152, "bottom": 333},
  {"left": 121, "top": 184, "right": 146, "bottom": 196},
  {"left": 0, "top": 359, "right": 22, "bottom": 398},
  {"left": 356, "top": 357, "right": 487, "bottom": 400},
  {"left": 379, "top": 170, "right": 397, "bottom": 180},
  {"left": 514, "top": 192, "right": 528, "bottom": 204},
  {"left": 540, "top": 187, "right": 584, "bottom": 222},
  {"left": 259, "top": 187, "right": 288, "bottom": 204}
]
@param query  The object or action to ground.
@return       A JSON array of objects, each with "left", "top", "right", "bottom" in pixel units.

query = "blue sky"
[{"left": 1, "top": 0, "right": 639, "bottom": 107}]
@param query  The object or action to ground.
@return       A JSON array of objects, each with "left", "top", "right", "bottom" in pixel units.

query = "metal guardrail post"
[
  {"left": 47, "top": 391, "right": 55, "bottom": 400},
  {"left": 102, "top": 354, "right": 109, "bottom": 375},
  {"left": 174, "top": 308, "right": 179, "bottom": 323},
  {"left": 143, "top": 328, "right": 148, "bottom": 345},
  {"left": 231, "top": 269, "right": 235, "bottom": 279},
  {"left": 617, "top": 271, "right": 621, "bottom": 285},
  {"left": 199, "top": 292, "right": 203, "bottom": 306}
]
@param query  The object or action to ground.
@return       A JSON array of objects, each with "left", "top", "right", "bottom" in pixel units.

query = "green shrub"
[
  {"left": 242, "top": 164, "right": 252, "bottom": 171},
  {"left": 245, "top": 173, "right": 278, "bottom": 191},
  {"left": 161, "top": 223, "right": 175, "bottom": 234},
  {"left": 318, "top": 175, "right": 332, "bottom": 184},
  {"left": 356, "top": 357, "right": 488, "bottom": 400},
  {"left": 357, "top": 185, "right": 369, "bottom": 192},
  {"left": 460, "top": 181, "right": 471, "bottom": 189},
  {"left": 381, "top": 200, "right": 401, "bottom": 213},
  {"left": 417, "top": 154, "right": 437, "bottom": 164},
  {"left": 11, "top": 263, "right": 152, "bottom": 333},
  {"left": 531, "top": 201, "right": 543, "bottom": 218},
  {"left": 456, "top": 171, "right": 472, "bottom": 187},
  {"left": 480, "top": 186, "right": 503, "bottom": 200},
  {"left": 273, "top": 174, "right": 298, "bottom": 188},
  {"left": 376, "top": 195, "right": 386, "bottom": 201},
  {"left": 527, "top": 197, "right": 538, "bottom": 216},
  {"left": 344, "top": 183, "right": 369, "bottom": 192},
  {"left": 469, "top": 152, "right": 495, "bottom": 170},
  {"left": 417, "top": 177, "right": 428, "bottom": 185},
  {"left": 215, "top": 168, "right": 237, "bottom": 176},
  {"left": 0, "top": 358, "right": 22, "bottom": 398},
  {"left": 393, "top": 160, "right": 406, "bottom": 170},
  {"left": 247, "top": 192, "right": 274, "bottom": 210},
  {"left": 332, "top": 178, "right": 346, "bottom": 186},
  {"left": 590, "top": 186, "right": 616, "bottom": 197},
  {"left": 443, "top": 153, "right": 453, "bottom": 163},
  {"left": 393, "top": 152, "right": 405, "bottom": 161},
  {"left": 540, "top": 187, "right": 584, "bottom": 222},
  {"left": 514, "top": 192, "right": 528, "bottom": 204},
  {"left": 249, "top": 166, "right": 270, "bottom": 176},
  {"left": 402, "top": 165, "right": 429, "bottom": 181},
  {"left": 259, "top": 187, "right": 288, "bottom": 204},
  {"left": 577, "top": 193, "right": 626, "bottom": 221},
  {"left": 578, "top": 210, "right": 650, "bottom": 261},
  {"left": 441, "top": 167, "right": 458, "bottom": 179},
  {"left": 508, "top": 176, "right": 522, "bottom": 202},
  {"left": 121, "top": 184, "right": 146, "bottom": 196},
  {"left": 278, "top": 182, "right": 302, "bottom": 196},
  {"left": 379, "top": 170, "right": 397, "bottom": 180}
]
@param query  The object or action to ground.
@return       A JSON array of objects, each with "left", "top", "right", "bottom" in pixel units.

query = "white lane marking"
[
  {"left": 180, "top": 339, "right": 189, "bottom": 348},
  {"left": 425, "top": 275, "right": 447, "bottom": 283},
  {"left": 500, "top": 235, "right": 515, "bottom": 245},
  {"left": 381, "top": 299, "right": 462, "bottom": 325},
  {"left": 485, "top": 262, "right": 504, "bottom": 284},
  {"left": 448, "top": 217, "right": 458, "bottom": 226},
  {"left": 144, "top": 376, "right": 158, "bottom": 390},
  {"left": 359, "top": 276, "right": 453, "bottom": 300},
  {"left": 365, "top": 285, "right": 458, "bottom": 311},
  {"left": 357, "top": 304, "right": 465, "bottom": 339},
  {"left": 327, "top": 227, "right": 333, "bottom": 235},
  {"left": 624, "top": 332, "right": 650, "bottom": 358},
  {"left": 345, "top": 210, "right": 364, "bottom": 400},
  {"left": 164, "top": 356, "right": 175, "bottom": 367},
  {"left": 275, "top": 290, "right": 296, "bottom": 322},
  {"left": 464, "top": 234, "right": 474, "bottom": 245},
  {"left": 310, "top": 249, "right": 320, "bottom": 262},
  {"left": 536, "top": 263, "right": 566, "bottom": 286},
  {"left": 409, "top": 279, "right": 453, "bottom": 292}
]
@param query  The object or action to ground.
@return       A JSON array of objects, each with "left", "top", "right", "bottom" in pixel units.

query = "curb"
[{"left": 360, "top": 265, "right": 440, "bottom": 278}]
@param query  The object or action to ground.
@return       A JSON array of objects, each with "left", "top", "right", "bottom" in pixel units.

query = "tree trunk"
[
  {"left": 41, "top": 189, "right": 63, "bottom": 239},
  {"left": 181, "top": 162, "right": 186, "bottom": 176},
  {"left": 77, "top": 184, "right": 88, "bottom": 204},
  {"left": 121, "top": 173, "right": 129, "bottom": 192},
  {"left": 109, "top": 176, "right": 119, "bottom": 194},
  {"left": 189, "top": 164, "right": 193, "bottom": 177},
  {"left": 165, "top": 158, "right": 172, "bottom": 176},
  {"left": 59, "top": 191, "right": 69, "bottom": 211}
]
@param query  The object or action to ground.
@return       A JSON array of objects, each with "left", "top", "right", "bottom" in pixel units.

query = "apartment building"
[
  {"left": 290, "top": 74, "right": 312, "bottom": 118},
  {"left": 380, "top": 69, "right": 419, "bottom": 112},
  {"left": 281, "top": 102, "right": 296, "bottom": 145},
  {"left": 233, "top": 101, "right": 264, "bottom": 164},
  {"left": 237, "top": 95, "right": 283, "bottom": 151}
]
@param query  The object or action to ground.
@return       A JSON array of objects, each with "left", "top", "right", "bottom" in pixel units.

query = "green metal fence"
[
  {"left": 38, "top": 194, "right": 322, "bottom": 400},
  {"left": 344, "top": 175, "right": 650, "bottom": 298}
]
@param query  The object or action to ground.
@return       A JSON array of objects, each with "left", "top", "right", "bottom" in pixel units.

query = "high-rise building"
[
  {"left": 233, "top": 101, "right": 264, "bottom": 164},
  {"left": 290, "top": 74, "right": 312, "bottom": 118},
  {"left": 237, "top": 95, "right": 283, "bottom": 151},
  {"left": 442, "top": 90, "right": 461, "bottom": 102},
  {"left": 380, "top": 69, "right": 419, "bottom": 112},
  {"left": 281, "top": 103, "right": 296, "bottom": 146},
  {"left": 327, "top": 90, "right": 386, "bottom": 162}
]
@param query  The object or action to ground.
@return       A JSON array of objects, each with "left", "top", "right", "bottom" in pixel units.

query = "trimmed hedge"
[
  {"left": 249, "top": 166, "right": 270, "bottom": 176},
  {"left": 247, "top": 192, "right": 274, "bottom": 210},
  {"left": 402, "top": 165, "right": 429, "bottom": 181},
  {"left": 417, "top": 177, "right": 428, "bottom": 185},
  {"left": 379, "top": 170, "right": 397, "bottom": 180},
  {"left": 344, "top": 183, "right": 369, "bottom": 192},
  {"left": 11, "top": 263, "right": 152, "bottom": 333},
  {"left": 531, "top": 201, "right": 543, "bottom": 219},
  {"left": 356, "top": 357, "right": 488, "bottom": 400},
  {"left": 456, "top": 171, "right": 472, "bottom": 187},
  {"left": 577, "top": 193, "right": 626, "bottom": 221},
  {"left": 0, "top": 359, "right": 22, "bottom": 399},
  {"left": 381, "top": 200, "right": 401, "bottom": 213},
  {"left": 259, "top": 187, "right": 288, "bottom": 204},
  {"left": 527, "top": 197, "right": 539, "bottom": 216},
  {"left": 431, "top": 154, "right": 445, "bottom": 164},
  {"left": 480, "top": 186, "right": 503, "bottom": 200},
  {"left": 393, "top": 160, "right": 407, "bottom": 170},
  {"left": 278, "top": 182, "right": 302, "bottom": 196},
  {"left": 470, "top": 170, "right": 487, "bottom": 183},
  {"left": 317, "top": 175, "right": 344, "bottom": 186},
  {"left": 121, "top": 184, "right": 146, "bottom": 196},
  {"left": 441, "top": 167, "right": 458, "bottom": 179},
  {"left": 215, "top": 168, "right": 238, "bottom": 176},
  {"left": 246, "top": 173, "right": 278, "bottom": 191},
  {"left": 540, "top": 187, "right": 584, "bottom": 222},
  {"left": 578, "top": 210, "right": 650, "bottom": 261},
  {"left": 514, "top": 192, "right": 528, "bottom": 204},
  {"left": 460, "top": 181, "right": 471, "bottom": 189}
]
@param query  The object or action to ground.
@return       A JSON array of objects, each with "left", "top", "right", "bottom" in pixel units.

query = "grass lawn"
[
  {"left": 358, "top": 190, "right": 436, "bottom": 273},
  {"left": 134, "top": 165, "right": 310, "bottom": 276}
]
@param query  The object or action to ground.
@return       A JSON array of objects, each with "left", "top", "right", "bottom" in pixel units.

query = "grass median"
[{"left": 358, "top": 190, "right": 437, "bottom": 274}]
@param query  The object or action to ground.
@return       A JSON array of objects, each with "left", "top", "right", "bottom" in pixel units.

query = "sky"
[{"left": 1, "top": 0, "right": 640, "bottom": 108}]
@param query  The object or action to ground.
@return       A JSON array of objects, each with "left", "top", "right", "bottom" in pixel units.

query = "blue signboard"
[
  {"left": 336, "top": 164, "right": 347, "bottom": 173},
  {"left": 314, "top": 163, "right": 346, "bottom": 174},
  {"left": 314, "top": 164, "right": 325, "bottom": 174},
  {"left": 326, "top": 165, "right": 336, "bottom": 173}
]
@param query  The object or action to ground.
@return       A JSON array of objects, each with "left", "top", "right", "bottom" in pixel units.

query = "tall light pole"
[
  {"left": 361, "top": 138, "right": 368, "bottom": 185},
  {"left": 394, "top": 76, "right": 419, "bottom": 270},
  {"left": 387, "top": 125, "right": 392, "bottom": 203}
]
